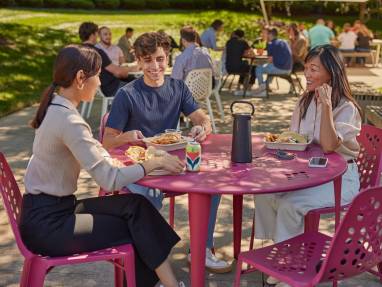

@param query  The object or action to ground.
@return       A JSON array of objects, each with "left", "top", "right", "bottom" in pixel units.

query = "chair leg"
[
  {"left": 206, "top": 98, "right": 217, "bottom": 133},
  {"left": 219, "top": 75, "right": 228, "bottom": 92},
  {"left": 233, "top": 258, "right": 244, "bottom": 287},
  {"left": 169, "top": 196, "right": 175, "bottom": 228},
  {"left": 114, "top": 258, "right": 125, "bottom": 287},
  {"left": 265, "top": 77, "right": 271, "bottom": 98},
  {"left": 249, "top": 208, "right": 256, "bottom": 251},
  {"left": 80, "top": 102, "right": 88, "bottom": 117},
  {"left": 228, "top": 75, "right": 236, "bottom": 91},
  {"left": 124, "top": 250, "right": 136, "bottom": 287},
  {"left": 304, "top": 212, "right": 321, "bottom": 232},
  {"left": 86, "top": 99, "right": 94, "bottom": 119},
  {"left": 377, "top": 262, "right": 382, "bottom": 282},
  {"left": 23, "top": 259, "right": 47, "bottom": 287},
  {"left": 212, "top": 89, "right": 225, "bottom": 122}
]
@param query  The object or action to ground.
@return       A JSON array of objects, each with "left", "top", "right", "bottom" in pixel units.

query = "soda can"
[{"left": 186, "top": 141, "right": 202, "bottom": 172}]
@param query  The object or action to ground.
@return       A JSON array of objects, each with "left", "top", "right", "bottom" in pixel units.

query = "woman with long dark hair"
[
  {"left": 20, "top": 44, "right": 185, "bottom": 287},
  {"left": 255, "top": 45, "right": 362, "bottom": 287}
]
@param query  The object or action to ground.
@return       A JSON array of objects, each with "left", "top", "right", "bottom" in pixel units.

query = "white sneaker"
[
  {"left": 233, "top": 90, "right": 244, "bottom": 96},
  {"left": 187, "top": 248, "right": 232, "bottom": 274},
  {"left": 253, "top": 90, "right": 267, "bottom": 97},
  {"left": 252, "top": 84, "right": 266, "bottom": 93},
  {"left": 158, "top": 281, "right": 185, "bottom": 287},
  {"left": 275, "top": 282, "right": 292, "bottom": 287},
  {"left": 266, "top": 275, "right": 280, "bottom": 285}
]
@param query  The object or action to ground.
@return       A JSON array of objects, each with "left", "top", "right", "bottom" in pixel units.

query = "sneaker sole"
[{"left": 187, "top": 261, "right": 233, "bottom": 274}]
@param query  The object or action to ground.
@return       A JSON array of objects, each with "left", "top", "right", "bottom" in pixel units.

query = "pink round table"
[{"left": 111, "top": 134, "right": 347, "bottom": 287}]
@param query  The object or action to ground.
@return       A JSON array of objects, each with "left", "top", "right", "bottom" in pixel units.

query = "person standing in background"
[{"left": 118, "top": 27, "right": 135, "bottom": 63}]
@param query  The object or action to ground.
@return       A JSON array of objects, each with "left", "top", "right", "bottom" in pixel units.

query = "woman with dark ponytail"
[
  {"left": 21, "top": 45, "right": 185, "bottom": 287},
  {"left": 254, "top": 45, "right": 362, "bottom": 287}
]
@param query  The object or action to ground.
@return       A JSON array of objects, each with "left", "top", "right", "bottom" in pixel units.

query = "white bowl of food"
[{"left": 264, "top": 131, "right": 312, "bottom": 151}]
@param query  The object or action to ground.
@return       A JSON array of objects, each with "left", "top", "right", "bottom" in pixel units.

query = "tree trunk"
[{"left": 359, "top": 2, "right": 366, "bottom": 21}]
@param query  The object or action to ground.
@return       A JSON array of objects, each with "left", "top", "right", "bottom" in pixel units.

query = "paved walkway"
[{"left": 1, "top": 68, "right": 382, "bottom": 286}]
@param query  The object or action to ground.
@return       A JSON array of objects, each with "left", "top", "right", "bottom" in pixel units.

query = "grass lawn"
[{"left": 0, "top": 8, "right": 381, "bottom": 117}]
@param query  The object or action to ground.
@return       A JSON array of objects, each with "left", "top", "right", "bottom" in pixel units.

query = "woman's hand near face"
[{"left": 315, "top": 83, "right": 332, "bottom": 108}]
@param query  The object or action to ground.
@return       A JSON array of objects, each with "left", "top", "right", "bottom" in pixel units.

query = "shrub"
[
  {"left": 146, "top": 0, "right": 169, "bottom": 9},
  {"left": 120, "top": 0, "right": 145, "bottom": 9},
  {"left": 66, "top": 0, "right": 95, "bottom": 9},
  {"left": 194, "top": 0, "right": 214, "bottom": 9},
  {"left": 16, "top": 0, "right": 42, "bottom": 7},
  {"left": 44, "top": 0, "right": 66, "bottom": 8},
  {"left": 0, "top": 0, "right": 15, "bottom": 6},
  {"left": 94, "top": 0, "right": 120, "bottom": 9},
  {"left": 168, "top": 0, "right": 194, "bottom": 9}
]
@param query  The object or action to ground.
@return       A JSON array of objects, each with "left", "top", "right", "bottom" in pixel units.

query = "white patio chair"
[
  {"left": 80, "top": 88, "right": 114, "bottom": 120},
  {"left": 185, "top": 68, "right": 217, "bottom": 133},
  {"left": 212, "top": 59, "right": 225, "bottom": 122}
]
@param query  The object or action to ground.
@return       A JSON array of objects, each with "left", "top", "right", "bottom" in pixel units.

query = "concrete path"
[{"left": 1, "top": 68, "right": 382, "bottom": 286}]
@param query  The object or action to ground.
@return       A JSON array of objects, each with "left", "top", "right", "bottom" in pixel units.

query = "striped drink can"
[{"left": 186, "top": 141, "right": 202, "bottom": 172}]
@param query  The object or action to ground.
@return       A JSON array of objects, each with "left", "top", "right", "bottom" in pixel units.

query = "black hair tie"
[{"left": 52, "top": 82, "right": 58, "bottom": 88}]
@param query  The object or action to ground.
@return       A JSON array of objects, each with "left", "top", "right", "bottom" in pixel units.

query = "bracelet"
[{"left": 138, "top": 163, "right": 147, "bottom": 176}]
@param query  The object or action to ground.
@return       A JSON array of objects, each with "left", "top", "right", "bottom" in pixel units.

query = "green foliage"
[
  {"left": 120, "top": 0, "right": 146, "bottom": 9},
  {"left": 168, "top": 0, "right": 194, "bottom": 9},
  {"left": 254, "top": 40, "right": 266, "bottom": 49},
  {"left": 15, "top": 0, "right": 42, "bottom": 7},
  {"left": 44, "top": 0, "right": 66, "bottom": 8},
  {"left": 0, "top": 22, "right": 76, "bottom": 117},
  {"left": 146, "top": 0, "right": 169, "bottom": 9},
  {"left": 0, "top": 0, "right": 15, "bottom": 6},
  {"left": 94, "top": 0, "right": 120, "bottom": 9},
  {"left": 66, "top": 0, "right": 95, "bottom": 9}
]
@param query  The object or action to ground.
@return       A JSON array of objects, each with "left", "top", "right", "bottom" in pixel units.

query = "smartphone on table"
[{"left": 308, "top": 157, "right": 328, "bottom": 168}]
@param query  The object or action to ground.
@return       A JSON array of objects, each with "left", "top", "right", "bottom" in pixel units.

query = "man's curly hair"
[{"left": 133, "top": 32, "right": 171, "bottom": 58}]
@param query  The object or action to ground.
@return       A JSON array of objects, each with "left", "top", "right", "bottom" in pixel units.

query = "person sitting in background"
[
  {"left": 255, "top": 45, "right": 361, "bottom": 287},
  {"left": 96, "top": 26, "right": 125, "bottom": 66},
  {"left": 225, "top": 29, "right": 256, "bottom": 96},
  {"left": 308, "top": 18, "right": 335, "bottom": 49},
  {"left": 79, "top": 22, "right": 135, "bottom": 98},
  {"left": 356, "top": 23, "right": 374, "bottom": 66},
  {"left": 352, "top": 19, "right": 362, "bottom": 33},
  {"left": 21, "top": 44, "right": 186, "bottom": 287},
  {"left": 118, "top": 27, "right": 135, "bottom": 63},
  {"left": 288, "top": 23, "right": 308, "bottom": 72},
  {"left": 103, "top": 32, "right": 232, "bottom": 274},
  {"left": 200, "top": 19, "right": 225, "bottom": 51},
  {"left": 171, "top": 26, "right": 214, "bottom": 82},
  {"left": 298, "top": 23, "right": 309, "bottom": 39},
  {"left": 326, "top": 19, "right": 337, "bottom": 36},
  {"left": 254, "top": 27, "right": 292, "bottom": 97},
  {"left": 338, "top": 23, "right": 357, "bottom": 66}
]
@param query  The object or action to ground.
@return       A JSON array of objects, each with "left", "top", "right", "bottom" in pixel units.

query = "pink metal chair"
[
  {"left": 304, "top": 124, "right": 382, "bottom": 232},
  {"left": 235, "top": 186, "right": 382, "bottom": 287},
  {"left": 247, "top": 125, "right": 382, "bottom": 252},
  {"left": 0, "top": 152, "right": 136, "bottom": 287},
  {"left": 98, "top": 112, "right": 182, "bottom": 228}
]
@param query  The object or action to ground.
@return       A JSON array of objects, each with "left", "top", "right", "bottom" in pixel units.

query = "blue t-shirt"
[
  {"left": 106, "top": 77, "right": 199, "bottom": 137},
  {"left": 267, "top": 39, "right": 292, "bottom": 71}
]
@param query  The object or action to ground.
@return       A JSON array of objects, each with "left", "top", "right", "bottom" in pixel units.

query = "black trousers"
[
  {"left": 227, "top": 61, "right": 256, "bottom": 85},
  {"left": 19, "top": 193, "right": 180, "bottom": 287}
]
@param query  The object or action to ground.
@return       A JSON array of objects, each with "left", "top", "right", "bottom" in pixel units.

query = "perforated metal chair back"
[{"left": 185, "top": 68, "right": 213, "bottom": 101}]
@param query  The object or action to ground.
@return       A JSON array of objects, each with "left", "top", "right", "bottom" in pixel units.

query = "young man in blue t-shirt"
[
  {"left": 103, "top": 32, "right": 232, "bottom": 273},
  {"left": 254, "top": 27, "right": 292, "bottom": 97}
]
